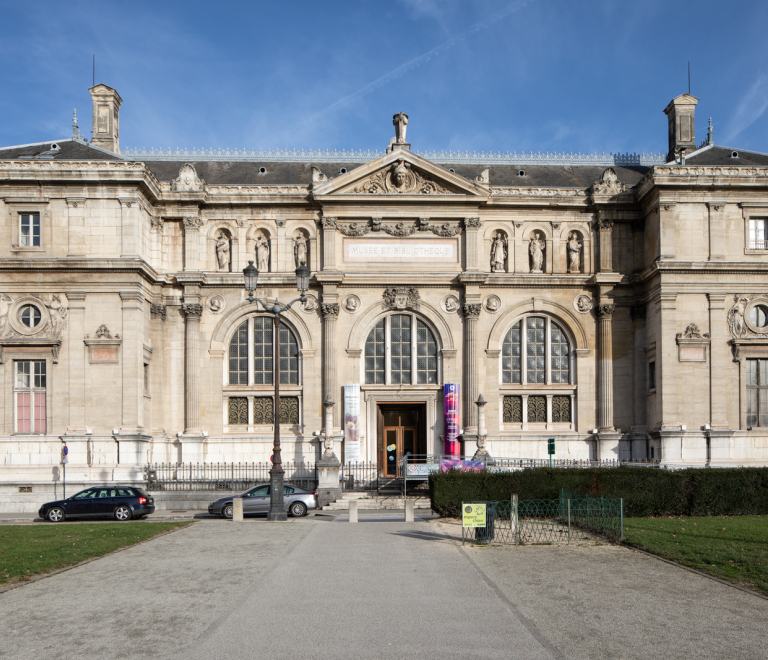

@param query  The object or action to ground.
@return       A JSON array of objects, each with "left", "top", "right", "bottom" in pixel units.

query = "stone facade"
[{"left": 1, "top": 87, "right": 768, "bottom": 497}]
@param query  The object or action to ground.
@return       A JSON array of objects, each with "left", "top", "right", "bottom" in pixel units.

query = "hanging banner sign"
[
  {"left": 440, "top": 458, "right": 485, "bottom": 473},
  {"left": 444, "top": 383, "right": 460, "bottom": 457},
  {"left": 344, "top": 384, "right": 361, "bottom": 463}
]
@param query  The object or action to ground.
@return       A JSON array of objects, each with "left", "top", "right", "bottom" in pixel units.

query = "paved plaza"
[{"left": 1, "top": 515, "right": 767, "bottom": 659}]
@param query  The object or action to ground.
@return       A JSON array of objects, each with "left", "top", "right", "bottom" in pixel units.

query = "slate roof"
[
  {"left": 0, "top": 139, "right": 122, "bottom": 161},
  {"left": 683, "top": 145, "right": 768, "bottom": 166}
]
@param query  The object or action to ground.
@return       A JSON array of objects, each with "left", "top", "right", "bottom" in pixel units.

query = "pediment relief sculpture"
[
  {"left": 728, "top": 295, "right": 768, "bottom": 338},
  {"left": 590, "top": 167, "right": 627, "bottom": 196},
  {"left": 676, "top": 323, "right": 710, "bottom": 340},
  {"left": 0, "top": 293, "right": 68, "bottom": 340},
  {"left": 350, "top": 160, "right": 453, "bottom": 195},
  {"left": 171, "top": 163, "right": 205, "bottom": 192}
]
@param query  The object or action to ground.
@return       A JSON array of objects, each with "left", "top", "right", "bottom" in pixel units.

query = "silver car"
[{"left": 208, "top": 484, "right": 317, "bottom": 519}]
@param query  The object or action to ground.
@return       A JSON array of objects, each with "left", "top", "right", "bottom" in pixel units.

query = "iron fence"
[
  {"left": 144, "top": 462, "right": 317, "bottom": 492},
  {"left": 461, "top": 495, "right": 624, "bottom": 545}
]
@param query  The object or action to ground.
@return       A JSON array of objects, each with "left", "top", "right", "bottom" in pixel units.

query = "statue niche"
[
  {"left": 214, "top": 230, "right": 232, "bottom": 272},
  {"left": 293, "top": 230, "right": 309, "bottom": 269},
  {"left": 254, "top": 230, "right": 271, "bottom": 272},
  {"left": 566, "top": 231, "right": 583, "bottom": 274},
  {"left": 529, "top": 231, "right": 546, "bottom": 273},
  {"left": 490, "top": 231, "right": 508, "bottom": 273}
]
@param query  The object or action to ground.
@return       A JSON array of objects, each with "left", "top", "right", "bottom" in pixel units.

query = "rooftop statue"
[{"left": 393, "top": 112, "right": 408, "bottom": 143}]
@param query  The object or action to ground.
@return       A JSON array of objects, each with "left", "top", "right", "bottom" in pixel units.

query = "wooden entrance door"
[{"left": 380, "top": 407, "right": 420, "bottom": 477}]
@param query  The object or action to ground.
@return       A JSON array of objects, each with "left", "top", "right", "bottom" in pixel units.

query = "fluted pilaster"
[{"left": 321, "top": 302, "right": 340, "bottom": 426}]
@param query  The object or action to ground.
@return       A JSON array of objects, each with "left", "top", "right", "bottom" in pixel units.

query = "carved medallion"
[
  {"left": 574, "top": 295, "right": 593, "bottom": 314},
  {"left": 352, "top": 160, "right": 451, "bottom": 195},
  {"left": 483, "top": 295, "right": 502, "bottom": 314},
  {"left": 441, "top": 295, "right": 460, "bottom": 314},
  {"left": 343, "top": 295, "right": 362, "bottom": 314},
  {"left": 171, "top": 163, "right": 205, "bottom": 192},
  {"left": 207, "top": 295, "right": 226, "bottom": 314},
  {"left": 301, "top": 294, "right": 318, "bottom": 313}
]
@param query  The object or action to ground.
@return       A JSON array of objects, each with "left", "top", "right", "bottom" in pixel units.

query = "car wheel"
[
  {"left": 222, "top": 503, "right": 233, "bottom": 519},
  {"left": 47, "top": 507, "right": 65, "bottom": 523},
  {"left": 289, "top": 501, "right": 307, "bottom": 517},
  {"left": 114, "top": 505, "right": 132, "bottom": 521}
]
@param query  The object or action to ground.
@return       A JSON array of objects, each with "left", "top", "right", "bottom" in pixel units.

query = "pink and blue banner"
[
  {"left": 440, "top": 458, "right": 484, "bottom": 473},
  {"left": 444, "top": 383, "right": 460, "bottom": 457}
]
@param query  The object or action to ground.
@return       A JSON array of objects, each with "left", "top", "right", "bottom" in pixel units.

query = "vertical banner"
[
  {"left": 344, "top": 384, "right": 361, "bottom": 463},
  {"left": 444, "top": 383, "right": 460, "bottom": 457}
]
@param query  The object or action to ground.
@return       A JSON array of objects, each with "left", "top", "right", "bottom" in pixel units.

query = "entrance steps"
[{"left": 323, "top": 491, "right": 431, "bottom": 511}]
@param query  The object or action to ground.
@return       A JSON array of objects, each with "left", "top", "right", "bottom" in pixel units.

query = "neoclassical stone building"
[{"left": 2, "top": 84, "right": 768, "bottom": 491}]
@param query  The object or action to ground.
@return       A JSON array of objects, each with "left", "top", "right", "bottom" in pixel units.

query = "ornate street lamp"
[{"left": 242, "top": 260, "right": 309, "bottom": 521}]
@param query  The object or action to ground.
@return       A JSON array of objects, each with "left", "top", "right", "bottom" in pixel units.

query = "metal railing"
[
  {"left": 340, "top": 462, "right": 379, "bottom": 491},
  {"left": 461, "top": 495, "right": 624, "bottom": 545},
  {"left": 144, "top": 462, "right": 318, "bottom": 492},
  {"left": 749, "top": 240, "right": 768, "bottom": 250}
]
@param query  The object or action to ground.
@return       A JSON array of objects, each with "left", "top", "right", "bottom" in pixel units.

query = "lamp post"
[
  {"left": 243, "top": 260, "right": 310, "bottom": 521},
  {"left": 473, "top": 394, "right": 490, "bottom": 461}
]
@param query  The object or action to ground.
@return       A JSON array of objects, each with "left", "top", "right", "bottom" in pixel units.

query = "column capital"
[
  {"left": 596, "top": 302, "right": 615, "bottom": 319},
  {"left": 183, "top": 216, "right": 203, "bottom": 230},
  {"left": 320, "top": 216, "right": 337, "bottom": 230},
  {"left": 463, "top": 217, "right": 482, "bottom": 229},
  {"left": 150, "top": 303, "right": 167, "bottom": 320},
  {"left": 321, "top": 303, "right": 340, "bottom": 318},
  {"left": 463, "top": 303, "right": 482, "bottom": 318},
  {"left": 182, "top": 303, "right": 203, "bottom": 319}
]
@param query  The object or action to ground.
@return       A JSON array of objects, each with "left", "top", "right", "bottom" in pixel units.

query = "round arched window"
[
  {"left": 751, "top": 305, "right": 768, "bottom": 328},
  {"left": 228, "top": 317, "right": 299, "bottom": 385},
  {"left": 502, "top": 315, "right": 571, "bottom": 384},
  {"left": 19, "top": 305, "right": 42, "bottom": 328},
  {"left": 364, "top": 314, "right": 439, "bottom": 385}
]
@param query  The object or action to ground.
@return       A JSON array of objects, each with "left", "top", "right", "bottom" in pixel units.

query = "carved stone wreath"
[
  {"left": 383, "top": 287, "right": 420, "bottom": 310},
  {"left": 382, "top": 222, "right": 416, "bottom": 237},
  {"left": 338, "top": 222, "right": 371, "bottom": 237},
  {"left": 352, "top": 160, "right": 451, "bottom": 195},
  {"left": 429, "top": 223, "right": 462, "bottom": 237}
]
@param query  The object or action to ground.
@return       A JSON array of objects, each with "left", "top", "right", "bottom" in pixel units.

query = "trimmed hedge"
[{"left": 428, "top": 467, "right": 768, "bottom": 518}]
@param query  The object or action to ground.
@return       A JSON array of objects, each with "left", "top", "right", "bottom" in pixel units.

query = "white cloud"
[{"left": 725, "top": 76, "right": 768, "bottom": 143}]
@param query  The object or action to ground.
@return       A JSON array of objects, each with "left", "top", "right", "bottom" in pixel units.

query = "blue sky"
[{"left": 2, "top": 0, "right": 768, "bottom": 156}]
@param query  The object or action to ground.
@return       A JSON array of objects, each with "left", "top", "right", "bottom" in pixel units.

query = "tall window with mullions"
[
  {"left": 227, "top": 317, "right": 300, "bottom": 386},
  {"left": 364, "top": 318, "right": 385, "bottom": 384},
  {"left": 229, "top": 321, "right": 248, "bottom": 385},
  {"left": 364, "top": 314, "right": 439, "bottom": 385},
  {"left": 390, "top": 314, "right": 411, "bottom": 384},
  {"left": 747, "top": 358, "right": 768, "bottom": 427}
]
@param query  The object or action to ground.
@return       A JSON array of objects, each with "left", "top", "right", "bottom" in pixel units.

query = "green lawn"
[
  {"left": 0, "top": 522, "right": 191, "bottom": 586},
  {"left": 624, "top": 516, "right": 768, "bottom": 596}
]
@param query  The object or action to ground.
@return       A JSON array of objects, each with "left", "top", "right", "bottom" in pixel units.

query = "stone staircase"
[{"left": 323, "top": 491, "right": 432, "bottom": 511}]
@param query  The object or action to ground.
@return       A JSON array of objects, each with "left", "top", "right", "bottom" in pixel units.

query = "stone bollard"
[
  {"left": 233, "top": 497, "right": 244, "bottom": 522},
  {"left": 405, "top": 499, "right": 415, "bottom": 522},
  {"left": 349, "top": 500, "right": 358, "bottom": 523}
]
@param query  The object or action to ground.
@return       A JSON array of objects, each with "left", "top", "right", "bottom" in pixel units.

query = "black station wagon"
[{"left": 38, "top": 486, "right": 156, "bottom": 522}]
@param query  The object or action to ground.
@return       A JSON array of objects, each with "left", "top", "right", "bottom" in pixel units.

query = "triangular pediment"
[{"left": 311, "top": 149, "right": 487, "bottom": 197}]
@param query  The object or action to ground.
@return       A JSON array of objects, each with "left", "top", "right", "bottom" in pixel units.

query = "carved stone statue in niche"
[
  {"left": 255, "top": 232, "right": 270, "bottom": 272},
  {"left": 529, "top": 231, "right": 545, "bottom": 273},
  {"left": 294, "top": 232, "right": 308, "bottom": 267},
  {"left": 0, "top": 294, "right": 10, "bottom": 337},
  {"left": 567, "top": 232, "right": 582, "bottom": 273},
  {"left": 215, "top": 232, "right": 231, "bottom": 271},
  {"left": 490, "top": 232, "right": 507, "bottom": 272},
  {"left": 728, "top": 295, "right": 748, "bottom": 338}
]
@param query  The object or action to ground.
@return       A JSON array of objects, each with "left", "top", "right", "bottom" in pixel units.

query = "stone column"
[
  {"left": 182, "top": 302, "right": 203, "bottom": 436},
  {"left": 183, "top": 216, "right": 203, "bottom": 272},
  {"left": 464, "top": 217, "right": 482, "bottom": 271},
  {"left": 66, "top": 292, "right": 87, "bottom": 433},
  {"left": 463, "top": 303, "right": 482, "bottom": 432},
  {"left": 551, "top": 222, "right": 562, "bottom": 273},
  {"left": 596, "top": 301, "right": 616, "bottom": 432},
  {"left": 119, "top": 291, "right": 145, "bottom": 435},
  {"left": 707, "top": 202, "right": 726, "bottom": 261},
  {"left": 119, "top": 197, "right": 139, "bottom": 258},
  {"left": 708, "top": 293, "right": 728, "bottom": 429},
  {"left": 149, "top": 303, "right": 167, "bottom": 436},
  {"left": 321, "top": 217, "right": 337, "bottom": 271},
  {"left": 596, "top": 215, "right": 614, "bottom": 272},
  {"left": 630, "top": 302, "right": 648, "bottom": 459},
  {"left": 321, "top": 300, "right": 340, "bottom": 428},
  {"left": 66, "top": 198, "right": 86, "bottom": 257}
]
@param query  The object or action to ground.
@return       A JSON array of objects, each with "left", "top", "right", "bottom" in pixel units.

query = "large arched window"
[
  {"left": 225, "top": 316, "right": 301, "bottom": 427},
  {"left": 364, "top": 313, "right": 439, "bottom": 385},
  {"left": 500, "top": 315, "right": 574, "bottom": 426}
]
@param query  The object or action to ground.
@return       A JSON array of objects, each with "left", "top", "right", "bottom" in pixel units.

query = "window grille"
[
  {"left": 502, "top": 321, "right": 522, "bottom": 384},
  {"left": 552, "top": 396, "right": 571, "bottom": 422},
  {"left": 364, "top": 314, "right": 439, "bottom": 386},
  {"left": 253, "top": 317, "right": 274, "bottom": 385},
  {"left": 416, "top": 319, "right": 438, "bottom": 384},
  {"left": 251, "top": 396, "right": 300, "bottom": 425},
  {"left": 550, "top": 325, "right": 570, "bottom": 384},
  {"left": 526, "top": 317, "right": 546, "bottom": 384},
  {"left": 228, "top": 317, "right": 300, "bottom": 386},
  {"left": 228, "top": 397, "right": 248, "bottom": 425},
  {"left": 229, "top": 321, "right": 248, "bottom": 385},
  {"left": 502, "top": 316, "right": 571, "bottom": 385},
  {"left": 278, "top": 324, "right": 299, "bottom": 385},
  {"left": 390, "top": 314, "right": 411, "bottom": 385},
  {"left": 503, "top": 395, "right": 522, "bottom": 423},
  {"left": 527, "top": 395, "right": 546, "bottom": 423}
]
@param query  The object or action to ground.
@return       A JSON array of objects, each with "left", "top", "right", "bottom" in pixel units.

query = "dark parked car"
[
  {"left": 39, "top": 486, "right": 155, "bottom": 522},
  {"left": 208, "top": 484, "right": 317, "bottom": 519}
]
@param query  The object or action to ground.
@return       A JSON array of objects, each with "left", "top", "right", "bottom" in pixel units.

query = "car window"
[
  {"left": 249, "top": 485, "right": 269, "bottom": 497},
  {"left": 283, "top": 486, "right": 295, "bottom": 494},
  {"left": 96, "top": 489, "right": 117, "bottom": 498},
  {"left": 72, "top": 489, "right": 96, "bottom": 500},
  {"left": 117, "top": 488, "right": 134, "bottom": 497},
  {"left": 134, "top": 488, "right": 148, "bottom": 497}
]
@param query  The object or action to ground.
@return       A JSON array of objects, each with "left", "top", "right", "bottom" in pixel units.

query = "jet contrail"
[{"left": 283, "top": 0, "right": 535, "bottom": 134}]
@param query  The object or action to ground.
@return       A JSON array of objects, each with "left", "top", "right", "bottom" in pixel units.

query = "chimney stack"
[
  {"left": 664, "top": 93, "right": 698, "bottom": 162},
  {"left": 89, "top": 84, "right": 122, "bottom": 153}
]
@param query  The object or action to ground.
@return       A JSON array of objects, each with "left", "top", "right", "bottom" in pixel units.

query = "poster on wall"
[
  {"left": 444, "top": 383, "right": 460, "bottom": 457},
  {"left": 344, "top": 384, "right": 361, "bottom": 463}
]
